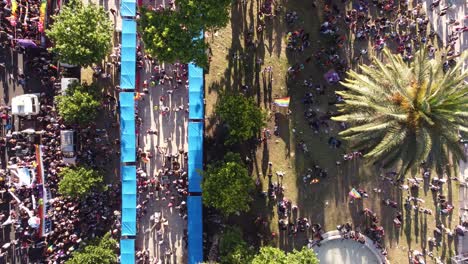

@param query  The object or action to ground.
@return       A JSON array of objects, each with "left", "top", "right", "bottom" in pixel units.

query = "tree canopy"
[
  {"left": 58, "top": 167, "right": 104, "bottom": 199},
  {"left": 219, "top": 227, "right": 254, "bottom": 264},
  {"left": 216, "top": 94, "right": 266, "bottom": 145},
  {"left": 202, "top": 152, "right": 255, "bottom": 215},
  {"left": 56, "top": 83, "right": 101, "bottom": 126},
  {"left": 46, "top": 0, "right": 112, "bottom": 66},
  {"left": 251, "top": 246, "right": 319, "bottom": 264},
  {"left": 139, "top": 0, "right": 231, "bottom": 68},
  {"left": 66, "top": 232, "right": 118, "bottom": 264},
  {"left": 332, "top": 48, "right": 468, "bottom": 176}
]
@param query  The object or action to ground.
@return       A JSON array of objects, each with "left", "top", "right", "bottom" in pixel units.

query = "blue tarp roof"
[
  {"left": 188, "top": 63, "right": 204, "bottom": 119},
  {"left": 120, "top": 19, "right": 136, "bottom": 89},
  {"left": 121, "top": 133, "right": 136, "bottom": 163},
  {"left": 121, "top": 208, "right": 136, "bottom": 236},
  {"left": 120, "top": 0, "right": 136, "bottom": 17},
  {"left": 188, "top": 122, "right": 203, "bottom": 193},
  {"left": 122, "top": 166, "right": 136, "bottom": 181},
  {"left": 120, "top": 239, "right": 135, "bottom": 264},
  {"left": 120, "top": 92, "right": 136, "bottom": 163},
  {"left": 187, "top": 196, "right": 203, "bottom": 264},
  {"left": 121, "top": 166, "right": 136, "bottom": 236}
]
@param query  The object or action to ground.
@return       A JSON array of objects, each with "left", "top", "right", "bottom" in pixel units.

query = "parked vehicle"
[
  {"left": 60, "top": 130, "right": 77, "bottom": 164},
  {"left": 11, "top": 94, "right": 40, "bottom": 116}
]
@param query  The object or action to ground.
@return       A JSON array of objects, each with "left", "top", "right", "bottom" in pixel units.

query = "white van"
[
  {"left": 11, "top": 94, "right": 40, "bottom": 116},
  {"left": 61, "top": 130, "right": 77, "bottom": 164}
]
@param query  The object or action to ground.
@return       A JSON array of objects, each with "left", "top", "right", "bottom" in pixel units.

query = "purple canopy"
[
  {"left": 16, "top": 39, "right": 38, "bottom": 48},
  {"left": 324, "top": 69, "right": 340, "bottom": 84}
]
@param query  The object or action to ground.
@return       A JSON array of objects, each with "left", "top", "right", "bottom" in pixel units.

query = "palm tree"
[{"left": 332, "top": 48, "right": 468, "bottom": 177}]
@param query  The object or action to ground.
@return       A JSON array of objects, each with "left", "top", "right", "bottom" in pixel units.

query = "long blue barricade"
[
  {"left": 119, "top": 13, "right": 137, "bottom": 263},
  {"left": 188, "top": 60, "right": 204, "bottom": 263}
]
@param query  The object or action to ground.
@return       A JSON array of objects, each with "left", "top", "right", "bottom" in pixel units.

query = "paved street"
[
  {"left": 423, "top": 0, "right": 467, "bottom": 65},
  {"left": 422, "top": 0, "right": 468, "bottom": 256},
  {"left": 135, "top": 63, "right": 188, "bottom": 263}
]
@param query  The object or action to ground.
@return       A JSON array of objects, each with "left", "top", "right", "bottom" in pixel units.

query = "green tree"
[
  {"left": 139, "top": 0, "right": 231, "bottom": 68},
  {"left": 46, "top": 0, "right": 112, "bottom": 66},
  {"left": 66, "top": 233, "right": 118, "bottom": 264},
  {"left": 286, "top": 247, "right": 320, "bottom": 264},
  {"left": 56, "top": 83, "right": 101, "bottom": 125},
  {"left": 58, "top": 167, "right": 104, "bottom": 199},
  {"left": 139, "top": 7, "right": 208, "bottom": 68},
  {"left": 177, "top": 0, "right": 231, "bottom": 30},
  {"left": 202, "top": 152, "right": 255, "bottom": 215},
  {"left": 216, "top": 94, "right": 266, "bottom": 145},
  {"left": 332, "top": 48, "right": 468, "bottom": 176},
  {"left": 219, "top": 227, "right": 254, "bottom": 264},
  {"left": 251, "top": 247, "right": 287, "bottom": 264},
  {"left": 252, "top": 246, "right": 319, "bottom": 264}
]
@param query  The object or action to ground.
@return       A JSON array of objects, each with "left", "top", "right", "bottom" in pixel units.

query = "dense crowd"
[
  {"left": 0, "top": 0, "right": 48, "bottom": 48},
  {"left": 0, "top": 39, "right": 121, "bottom": 263},
  {"left": 248, "top": 0, "right": 467, "bottom": 263},
  {"left": 134, "top": 52, "right": 190, "bottom": 263},
  {"left": 0, "top": 93, "right": 121, "bottom": 263}
]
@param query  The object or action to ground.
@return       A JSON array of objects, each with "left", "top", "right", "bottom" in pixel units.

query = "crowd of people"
[
  {"left": 245, "top": 0, "right": 468, "bottom": 262},
  {"left": 0, "top": 0, "right": 51, "bottom": 49},
  {"left": 0, "top": 27, "right": 122, "bottom": 262},
  {"left": 0, "top": 93, "right": 122, "bottom": 263},
  {"left": 133, "top": 46, "right": 191, "bottom": 263}
]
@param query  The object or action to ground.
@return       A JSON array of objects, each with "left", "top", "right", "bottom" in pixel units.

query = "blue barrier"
[
  {"left": 119, "top": 16, "right": 137, "bottom": 262},
  {"left": 121, "top": 166, "right": 136, "bottom": 236},
  {"left": 120, "top": 19, "right": 137, "bottom": 89},
  {"left": 120, "top": 239, "right": 135, "bottom": 264},
  {"left": 187, "top": 196, "right": 203, "bottom": 264},
  {"left": 188, "top": 63, "right": 204, "bottom": 119},
  {"left": 187, "top": 51, "right": 204, "bottom": 263},
  {"left": 188, "top": 122, "right": 203, "bottom": 193},
  {"left": 119, "top": 92, "right": 136, "bottom": 163}
]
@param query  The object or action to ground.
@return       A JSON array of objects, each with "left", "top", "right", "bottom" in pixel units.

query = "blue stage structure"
[
  {"left": 120, "top": 92, "right": 136, "bottom": 163},
  {"left": 121, "top": 166, "right": 136, "bottom": 236},
  {"left": 188, "top": 63, "right": 204, "bottom": 120},
  {"left": 120, "top": 0, "right": 136, "bottom": 17},
  {"left": 120, "top": 239, "right": 135, "bottom": 264},
  {"left": 187, "top": 60, "right": 204, "bottom": 263},
  {"left": 188, "top": 122, "right": 203, "bottom": 193},
  {"left": 119, "top": 15, "right": 137, "bottom": 262},
  {"left": 187, "top": 196, "right": 203, "bottom": 264},
  {"left": 120, "top": 19, "right": 137, "bottom": 90}
]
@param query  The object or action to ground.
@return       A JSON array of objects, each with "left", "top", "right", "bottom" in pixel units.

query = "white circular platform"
[{"left": 312, "top": 231, "right": 386, "bottom": 264}]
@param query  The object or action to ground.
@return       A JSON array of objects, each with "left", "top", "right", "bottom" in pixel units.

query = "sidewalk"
[
  {"left": 423, "top": 0, "right": 467, "bottom": 65},
  {"left": 135, "top": 62, "right": 188, "bottom": 263},
  {"left": 423, "top": 0, "right": 467, "bottom": 255}
]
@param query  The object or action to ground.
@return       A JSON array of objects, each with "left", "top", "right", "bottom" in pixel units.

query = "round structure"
[{"left": 312, "top": 231, "right": 387, "bottom": 264}]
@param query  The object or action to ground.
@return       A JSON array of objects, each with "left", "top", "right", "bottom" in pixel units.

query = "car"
[{"left": 60, "top": 130, "right": 77, "bottom": 165}]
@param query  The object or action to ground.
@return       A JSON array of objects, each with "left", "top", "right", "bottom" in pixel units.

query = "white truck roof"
[{"left": 11, "top": 94, "right": 40, "bottom": 116}]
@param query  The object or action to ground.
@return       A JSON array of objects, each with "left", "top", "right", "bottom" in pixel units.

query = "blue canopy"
[
  {"left": 120, "top": 239, "right": 135, "bottom": 264},
  {"left": 121, "top": 165, "right": 136, "bottom": 181},
  {"left": 120, "top": 92, "right": 136, "bottom": 163},
  {"left": 188, "top": 122, "right": 203, "bottom": 192},
  {"left": 120, "top": 0, "right": 136, "bottom": 17},
  {"left": 188, "top": 63, "right": 204, "bottom": 119},
  {"left": 121, "top": 165, "right": 136, "bottom": 236},
  {"left": 188, "top": 196, "right": 203, "bottom": 264},
  {"left": 120, "top": 19, "right": 136, "bottom": 89},
  {"left": 121, "top": 207, "right": 136, "bottom": 236}
]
